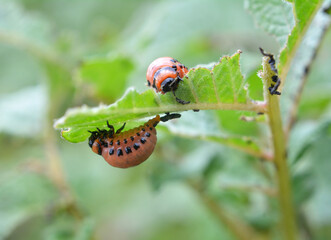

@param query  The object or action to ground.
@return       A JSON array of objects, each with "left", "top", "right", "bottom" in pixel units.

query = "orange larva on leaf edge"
[
  {"left": 146, "top": 57, "right": 190, "bottom": 104},
  {"left": 88, "top": 115, "right": 160, "bottom": 168}
]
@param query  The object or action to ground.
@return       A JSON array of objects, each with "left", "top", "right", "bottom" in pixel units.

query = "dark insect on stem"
[{"left": 259, "top": 47, "right": 281, "bottom": 95}]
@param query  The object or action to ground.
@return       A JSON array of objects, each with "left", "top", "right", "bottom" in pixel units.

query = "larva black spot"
[
  {"left": 136, "top": 132, "right": 140, "bottom": 136},
  {"left": 110, "top": 140, "right": 113, "bottom": 146},
  {"left": 109, "top": 147, "right": 114, "bottom": 155},
  {"left": 97, "top": 142, "right": 102, "bottom": 155},
  {"left": 125, "top": 146, "right": 132, "bottom": 154},
  {"left": 124, "top": 139, "right": 127, "bottom": 144},
  {"left": 117, "top": 148, "right": 123, "bottom": 156},
  {"left": 117, "top": 140, "right": 120, "bottom": 145},
  {"left": 145, "top": 132, "right": 151, "bottom": 137},
  {"left": 140, "top": 138, "right": 146, "bottom": 144},
  {"left": 146, "top": 124, "right": 150, "bottom": 127},
  {"left": 149, "top": 127, "right": 153, "bottom": 130},
  {"left": 133, "top": 143, "right": 140, "bottom": 150},
  {"left": 142, "top": 128, "right": 145, "bottom": 131},
  {"left": 130, "top": 136, "right": 134, "bottom": 141}
]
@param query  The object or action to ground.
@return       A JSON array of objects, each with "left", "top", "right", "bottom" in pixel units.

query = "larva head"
[
  {"left": 88, "top": 130, "right": 104, "bottom": 155},
  {"left": 146, "top": 57, "right": 190, "bottom": 105},
  {"left": 88, "top": 131, "right": 97, "bottom": 148},
  {"left": 160, "top": 77, "right": 179, "bottom": 93}
]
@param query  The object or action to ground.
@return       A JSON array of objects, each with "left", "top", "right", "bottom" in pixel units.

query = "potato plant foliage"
[{"left": 0, "top": 0, "right": 330, "bottom": 240}]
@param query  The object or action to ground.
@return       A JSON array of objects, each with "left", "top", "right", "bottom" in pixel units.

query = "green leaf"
[
  {"left": 288, "top": 121, "right": 331, "bottom": 164},
  {"left": 278, "top": 0, "right": 323, "bottom": 82},
  {"left": 245, "top": 0, "right": 295, "bottom": 48},
  {"left": 246, "top": 67, "right": 264, "bottom": 101},
  {"left": 161, "top": 111, "right": 265, "bottom": 159},
  {"left": 54, "top": 51, "right": 266, "bottom": 143},
  {"left": 292, "top": 169, "right": 315, "bottom": 205},
  {"left": 215, "top": 110, "right": 260, "bottom": 136},
  {"left": 281, "top": 1, "right": 331, "bottom": 125},
  {"left": 79, "top": 55, "right": 134, "bottom": 102},
  {"left": 246, "top": 0, "right": 324, "bottom": 91},
  {"left": 302, "top": 128, "right": 331, "bottom": 225}
]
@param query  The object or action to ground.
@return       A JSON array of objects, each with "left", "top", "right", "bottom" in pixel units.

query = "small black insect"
[{"left": 259, "top": 47, "right": 281, "bottom": 95}]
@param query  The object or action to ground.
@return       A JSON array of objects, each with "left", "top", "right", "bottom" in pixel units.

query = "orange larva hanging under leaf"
[{"left": 88, "top": 113, "right": 181, "bottom": 168}]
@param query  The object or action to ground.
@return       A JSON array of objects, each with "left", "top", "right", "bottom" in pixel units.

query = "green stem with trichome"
[{"left": 261, "top": 56, "right": 297, "bottom": 240}]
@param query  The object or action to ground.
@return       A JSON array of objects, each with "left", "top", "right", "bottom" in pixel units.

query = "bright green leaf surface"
[
  {"left": 54, "top": 51, "right": 265, "bottom": 143},
  {"left": 246, "top": 67, "right": 264, "bottom": 101}
]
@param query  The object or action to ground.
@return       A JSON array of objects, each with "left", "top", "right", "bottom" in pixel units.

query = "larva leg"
[{"left": 116, "top": 122, "right": 126, "bottom": 134}]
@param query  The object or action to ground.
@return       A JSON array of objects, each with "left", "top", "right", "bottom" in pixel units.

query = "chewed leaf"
[{"left": 54, "top": 51, "right": 266, "bottom": 143}]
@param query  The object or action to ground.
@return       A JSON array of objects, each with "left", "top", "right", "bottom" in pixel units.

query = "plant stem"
[
  {"left": 188, "top": 181, "right": 267, "bottom": 240},
  {"left": 261, "top": 56, "right": 297, "bottom": 240},
  {"left": 269, "top": 93, "right": 297, "bottom": 240},
  {"left": 44, "top": 124, "right": 84, "bottom": 221}
]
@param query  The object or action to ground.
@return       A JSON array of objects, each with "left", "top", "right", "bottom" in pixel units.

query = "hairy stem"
[
  {"left": 261, "top": 55, "right": 297, "bottom": 240},
  {"left": 268, "top": 93, "right": 297, "bottom": 240}
]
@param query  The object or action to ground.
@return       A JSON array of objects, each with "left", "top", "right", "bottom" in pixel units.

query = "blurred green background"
[{"left": 1, "top": 0, "right": 331, "bottom": 239}]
